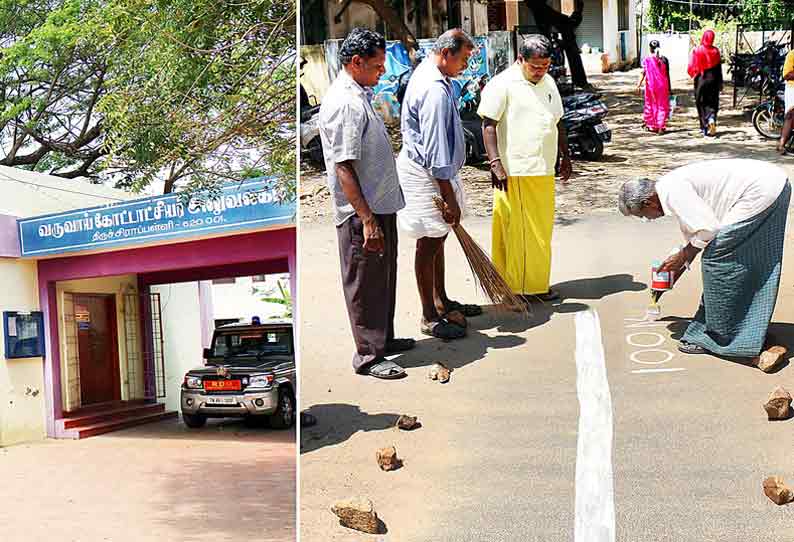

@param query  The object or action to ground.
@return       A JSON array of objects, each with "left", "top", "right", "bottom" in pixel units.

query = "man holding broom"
[
  {"left": 478, "top": 34, "right": 572, "bottom": 304},
  {"left": 319, "top": 28, "right": 415, "bottom": 380},
  {"left": 397, "top": 29, "right": 482, "bottom": 339}
]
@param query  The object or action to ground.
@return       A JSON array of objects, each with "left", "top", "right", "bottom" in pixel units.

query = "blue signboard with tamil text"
[{"left": 18, "top": 178, "right": 295, "bottom": 257}]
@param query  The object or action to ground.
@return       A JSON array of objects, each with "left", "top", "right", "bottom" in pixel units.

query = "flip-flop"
[
  {"left": 364, "top": 359, "right": 407, "bottom": 380},
  {"left": 421, "top": 318, "right": 466, "bottom": 340},
  {"left": 678, "top": 340, "right": 707, "bottom": 355},
  {"left": 385, "top": 338, "right": 416, "bottom": 353},
  {"left": 446, "top": 300, "right": 483, "bottom": 317}
]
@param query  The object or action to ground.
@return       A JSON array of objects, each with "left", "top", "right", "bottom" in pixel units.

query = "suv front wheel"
[
  {"left": 268, "top": 388, "right": 295, "bottom": 429},
  {"left": 183, "top": 413, "right": 207, "bottom": 428}
]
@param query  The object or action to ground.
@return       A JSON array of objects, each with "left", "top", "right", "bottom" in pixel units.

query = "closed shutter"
[{"left": 576, "top": 0, "right": 603, "bottom": 51}]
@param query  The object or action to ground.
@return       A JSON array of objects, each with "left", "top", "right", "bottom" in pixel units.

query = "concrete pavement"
[
  {"left": 300, "top": 210, "right": 794, "bottom": 541},
  {"left": 0, "top": 418, "right": 295, "bottom": 542}
]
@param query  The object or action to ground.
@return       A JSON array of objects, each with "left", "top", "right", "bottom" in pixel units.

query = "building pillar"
[
  {"left": 505, "top": 0, "right": 519, "bottom": 31},
  {"left": 602, "top": 0, "right": 619, "bottom": 67},
  {"left": 39, "top": 278, "right": 61, "bottom": 437},
  {"left": 198, "top": 281, "right": 214, "bottom": 348}
]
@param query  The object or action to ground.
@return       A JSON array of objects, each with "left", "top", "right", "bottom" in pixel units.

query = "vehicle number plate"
[
  {"left": 595, "top": 123, "right": 609, "bottom": 134},
  {"left": 204, "top": 379, "right": 241, "bottom": 391},
  {"left": 206, "top": 396, "right": 237, "bottom": 405}
]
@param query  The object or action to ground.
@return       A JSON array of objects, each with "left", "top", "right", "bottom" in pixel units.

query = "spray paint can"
[{"left": 651, "top": 260, "right": 674, "bottom": 292}]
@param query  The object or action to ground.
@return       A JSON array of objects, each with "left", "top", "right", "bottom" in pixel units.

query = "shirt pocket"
[{"left": 507, "top": 94, "right": 555, "bottom": 161}]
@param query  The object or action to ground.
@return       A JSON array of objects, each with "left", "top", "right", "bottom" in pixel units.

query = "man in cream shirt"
[
  {"left": 618, "top": 159, "right": 790, "bottom": 359},
  {"left": 477, "top": 34, "right": 572, "bottom": 303}
]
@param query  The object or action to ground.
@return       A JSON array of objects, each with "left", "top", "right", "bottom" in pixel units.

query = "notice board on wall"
[{"left": 3, "top": 311, "right": 45, "bottom": 359}]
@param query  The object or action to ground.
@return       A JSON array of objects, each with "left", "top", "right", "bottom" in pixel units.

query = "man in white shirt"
[{"left": 618, "top": 159, "right": 791, "bottom": 358}]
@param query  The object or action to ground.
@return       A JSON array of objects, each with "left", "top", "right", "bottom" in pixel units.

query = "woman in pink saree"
[{"left": 637, "top": 40, "right": 671, "bottom": 133}]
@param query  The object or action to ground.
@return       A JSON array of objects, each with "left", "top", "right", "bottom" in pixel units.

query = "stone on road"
[
  {"left": 763, "top": 477, "right": 794, "bottom": 505},
  {"left": 331, "top": 497, "right": 381, "bottom": 534},
  {"left": 763, "top": 386, "right": 792, "bottom": 420}
]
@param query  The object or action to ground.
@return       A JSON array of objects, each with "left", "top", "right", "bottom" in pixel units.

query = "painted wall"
[
  {"left": 641, "top": 33, "right": 693, "bottom": 82},
  {"left": 55, "top": 275, "right": 141, "bottom": 412},
  {"left": 602, "top": 0, "right": 638, "bottom": 69},
  {"left": 0, "top": 259, "right": 44, "bottom": 446},
  {"left": 325, "top": 0, "right": 378, "bottom": 39},
  {"left": 459, "top": 0, "right": 489, "bottom": 36},
  {"left": 154, "top": 282, "right": 204, "bottom": 413},
  {"left": 0, "top": 166, "right": 131, "bottom": 219},
  {"left": 301, "top": 44, "right": 331, "bottom": 105}
]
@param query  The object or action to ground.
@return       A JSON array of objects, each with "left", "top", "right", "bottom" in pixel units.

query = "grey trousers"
[{"left": 336, "top": 213, "right": 398, "bottom": 373}]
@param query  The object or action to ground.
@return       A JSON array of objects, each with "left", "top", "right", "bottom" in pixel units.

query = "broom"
[{"left": 433, "top": 196, "right": 528, "bottom": 315}]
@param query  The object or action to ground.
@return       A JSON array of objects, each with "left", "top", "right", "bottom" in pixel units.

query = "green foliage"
[
  {"left": 739, "top": 0, "right": 792, "bottom": 26},
  {"left": 0, "top": 0, "right": 296, "bottom": 196},
  {"left": 691, "top": 16, "right": 738, "bottom": 54},
  {"left": 646, "top": 0, "right": 794, "bottom": 32},
  {"left": 646, "top": 0, "right": 684, "bottom": 32},
  {"left": 260, "top": 279, "right": 292, "bottom": 319}
]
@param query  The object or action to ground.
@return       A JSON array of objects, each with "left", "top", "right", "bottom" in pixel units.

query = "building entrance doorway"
[{"left": 74, "top": 294, "right": 121, "bottom": 405}]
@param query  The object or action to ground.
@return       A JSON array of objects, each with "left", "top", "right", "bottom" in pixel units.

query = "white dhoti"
[
  {"left": 785, "top": 84, "right": 794, "bottom": 113},
  {"left": 396, "top": 151, "right": 466, "bottom": 239}
]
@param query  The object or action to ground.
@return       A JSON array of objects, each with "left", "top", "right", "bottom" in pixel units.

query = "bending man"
[{"left": 618, "top": 159, "right": 790, "bottom": 358}]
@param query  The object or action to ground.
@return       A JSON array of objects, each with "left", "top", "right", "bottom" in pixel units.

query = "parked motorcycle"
[
  {"left": 561, "top": 92, "right": 611, "bottom": 161},
  {"left": 752, "top": 86, "right": 785, "bottom": 140},
  {"left": 299, "top": 83, "right": 325, "bottom": 169},
  {"left": 730, "top": 41, "right": 787, "bottom": 94}
]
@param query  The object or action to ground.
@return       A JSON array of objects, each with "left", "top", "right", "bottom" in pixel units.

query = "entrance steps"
[{"left": 56, "top": 400, "right": 178, "bottom": 439}]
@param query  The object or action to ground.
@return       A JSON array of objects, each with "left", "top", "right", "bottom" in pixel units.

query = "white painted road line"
[
  {"left": 631, "top": 368, "right": 687, "bottom": 374},
  {"left": 574, "top": 308, "right": 615, "bottom": 542}
]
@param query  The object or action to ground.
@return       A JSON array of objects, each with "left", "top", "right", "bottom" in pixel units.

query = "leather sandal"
[
  {"left": 441, "top": 310, "right": 467, "bottom": 328},
  {"left": 678, "top": 340, "right": 707, "bottom": 355},
  {"left": 421, "top": 318, "right": 466, "bottom": 340},
  {"left": 446, "top": 300, "right": 482, "bottom": 317},
  {"left": 364, "top": 359, "right": 407, "bottom": 380}
]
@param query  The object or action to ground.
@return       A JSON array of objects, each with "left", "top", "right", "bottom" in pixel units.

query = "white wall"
[
  {"left": 0, "top": 166, "right": 131, "bottom": 218},
  {"left": 154, "top": 283, "right": 204, "bottom": 413},
  {"left": 641, "top": 33, "right": 693, "bottom": 82},
  {"left": 0, "top": 259, "right": 44, "bottom": 446},
  {"left": 595, "top": 0, "right": 638, "bottom": 69}
]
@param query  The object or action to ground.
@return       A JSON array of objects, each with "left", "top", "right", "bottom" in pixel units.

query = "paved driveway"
[{"left": 0, "top": 418, "right": 295, "bottom": 542}]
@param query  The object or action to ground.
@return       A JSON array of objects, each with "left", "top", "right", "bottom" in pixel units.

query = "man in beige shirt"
[{"left": 477, "top": 35, "right": 572, "bottom": 302}]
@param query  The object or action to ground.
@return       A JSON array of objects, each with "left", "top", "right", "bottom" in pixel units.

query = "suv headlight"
[
  {"left": 248, "top": 374, "right": 274, "bottom": 388},
  {"left": 184, "top": 375, "right": 202, "bottom": 389}
]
